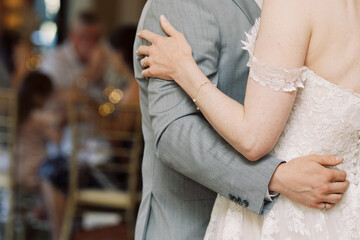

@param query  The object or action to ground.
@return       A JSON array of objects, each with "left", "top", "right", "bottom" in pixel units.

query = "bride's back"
[{"left": 306, "top": 0, "right": 360, "bottom": 93}]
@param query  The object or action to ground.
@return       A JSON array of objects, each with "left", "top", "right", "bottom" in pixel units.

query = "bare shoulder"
[
  {"left": 259, "top": 0, "right": 314, "bottom": 42},
  {"left": 261, "top": 0, "right": 313, "bottom": 24},
  {"left": 262, "top": 0, "right": 313, "bottom": 10},
  {"left": 254, "top": 0, "right": 314, "bottom": 69}
]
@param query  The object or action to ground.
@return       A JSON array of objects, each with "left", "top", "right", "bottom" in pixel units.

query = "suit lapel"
[{"left": 232, "top": 0, "right": 261, "bottom": 25}]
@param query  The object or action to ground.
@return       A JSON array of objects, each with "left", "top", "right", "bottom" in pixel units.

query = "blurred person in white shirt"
[{"left": 41, "top": 11, "right": 113, "bottom": 101}]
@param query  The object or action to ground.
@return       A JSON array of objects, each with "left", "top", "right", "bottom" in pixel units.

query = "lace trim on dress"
[
  {"left": 205, "top": 17, "right": 360, "bottom": 240},
  {"left": 241, "top": 18, "right": 307, "bottom": 92}
]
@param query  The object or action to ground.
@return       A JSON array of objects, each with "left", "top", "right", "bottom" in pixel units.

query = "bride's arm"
[{"left": 138, "top": 0, "right": 312, "bottom": 161}]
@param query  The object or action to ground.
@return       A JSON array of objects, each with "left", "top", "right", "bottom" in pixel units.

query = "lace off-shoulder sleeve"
[{"left": 241, "top": 19, "right": 306, "bottom": 92}]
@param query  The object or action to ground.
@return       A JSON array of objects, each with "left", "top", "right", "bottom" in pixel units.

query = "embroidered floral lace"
[{"left": 204, "top": 18, "right": 360, "bottom": 240}]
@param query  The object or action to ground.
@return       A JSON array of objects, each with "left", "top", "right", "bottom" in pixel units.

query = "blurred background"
[{"left": 0, "top": 0, "right": 146, "bottom": 239}]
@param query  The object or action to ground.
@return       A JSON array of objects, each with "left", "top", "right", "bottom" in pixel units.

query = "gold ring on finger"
[{"left": 141, "top": 57, "right": 149, "bottom": 68}]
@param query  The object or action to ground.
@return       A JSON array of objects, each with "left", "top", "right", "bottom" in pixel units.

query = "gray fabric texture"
[{"left": 134, "top": 0, "right": 283, "bottom": 239}]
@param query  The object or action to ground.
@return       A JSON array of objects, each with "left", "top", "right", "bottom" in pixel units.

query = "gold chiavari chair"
[
  {"left": 0, "top": 88, "right": 17, "bottom": 240},
  {"left": 60, "top": 102, "right": 142, "bottom": 240}
]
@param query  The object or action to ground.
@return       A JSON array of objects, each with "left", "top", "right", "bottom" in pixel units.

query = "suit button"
[
  {"left": 242, "top": 200, "right": 249, "bottom": 208},
  {"left": 236, "top": 197, "right": 242, "bottom": 204},
  {"left": 229, "top": 194, "right": 235, "bottom": 201}
]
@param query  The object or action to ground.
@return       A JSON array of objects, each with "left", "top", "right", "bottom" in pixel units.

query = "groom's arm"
[{"left": 135, "top": 0, "right": 281, "bottom": 215}]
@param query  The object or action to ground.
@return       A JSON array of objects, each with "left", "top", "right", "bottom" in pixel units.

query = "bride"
[{"left": 136, "top": 0, "right": 360, "bottom": 238}]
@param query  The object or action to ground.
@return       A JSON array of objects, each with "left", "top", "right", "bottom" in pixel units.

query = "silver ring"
[{"left": 321, "top": 202, "right": 327, "bottom": 212}]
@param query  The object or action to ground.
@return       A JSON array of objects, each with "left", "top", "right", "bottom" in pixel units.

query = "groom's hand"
[{"left": 268, "top": 154, "right": 349, "bottom": 210}]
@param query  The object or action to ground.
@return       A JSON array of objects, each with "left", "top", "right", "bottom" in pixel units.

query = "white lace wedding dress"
[{"left": 204, "top": 19, "right": 360, "bottom": 240}]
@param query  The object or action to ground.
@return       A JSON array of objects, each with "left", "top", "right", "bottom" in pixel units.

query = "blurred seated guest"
[
  {"left": 37, "top": 27, "right": 141, "bottom": 239},
  {"left": 39, "top": 154, "right": 100, "bottom": 240},
  {"left": 41, "top": 11, "right": 113, "bottom": 100},
  {"left": 39, "top": 141, "right": 104, "bottom": 240},
  {"left": 16, "top": 71, "right": 61, "bottom": 190},
  {"left": 108, "top": 25, "right": 139, "bottom": 105},
  {"left": 0, "top": 30, "right": 31, "bottom": 88},
  {"left": 39, "top": 111, "right": 105, "bottom": 240}
]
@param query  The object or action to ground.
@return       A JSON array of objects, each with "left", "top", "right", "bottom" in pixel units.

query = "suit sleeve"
[{"left": 134, "top": 0, "right": 283, "bottom": 215}]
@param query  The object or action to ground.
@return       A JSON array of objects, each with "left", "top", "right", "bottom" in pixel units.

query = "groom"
[{"left": 134, "top": 0, "right": 349, "bottom": 239}]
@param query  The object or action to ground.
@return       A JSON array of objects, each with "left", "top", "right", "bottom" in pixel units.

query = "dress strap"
[{"left": 241, "top": 18, "right": 306, "bottom": 92}]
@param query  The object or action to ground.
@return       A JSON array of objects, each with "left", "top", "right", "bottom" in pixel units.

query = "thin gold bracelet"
[{"left": 192, "top": 81, "right": 216, "bottom": 110}]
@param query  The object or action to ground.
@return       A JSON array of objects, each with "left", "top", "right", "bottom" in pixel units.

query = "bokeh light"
[
  {"left": 103, "top": 86, "right": 115, "bottom": 98},
  {"left": 39, "top": 21, "right": 58, "bottom": 45},
  {"left": 99, "top": 103, "right": 115, "bottom": 117},
  {"left": 32, "top": 20, "right": 58, "bottom": 46},
  {"left": 3, "top": 13, "right": 23, "bottom": 29},
  {"left": 3, "top": 0, "right": 23, "bottom": 8},
  {"left": 44, "top": 0, "right": 60, "bottom": 16},
  {"left": 109, "top": 89, "right": 124, "bottom": 104},
  {"left": 26, "top": 54, "right": 42, "bottom": 71}
]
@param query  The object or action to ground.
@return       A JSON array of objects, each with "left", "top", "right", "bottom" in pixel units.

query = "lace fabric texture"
[
  {"left": 241, "top": 19, "right": 307, "bottom": 92},
  {"left": 204, "top": 18, "right": 360, "bottom": 240}
]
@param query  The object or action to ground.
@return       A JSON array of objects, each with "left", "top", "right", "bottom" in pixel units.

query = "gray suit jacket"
[{"left": 134, "top": 0, "right": 283, "bottom": 239}]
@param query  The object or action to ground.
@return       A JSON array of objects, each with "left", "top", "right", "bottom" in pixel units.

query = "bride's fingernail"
[
  {"left": 335, "top": 156, "right": 343, "bottom": 162},
  {"left": 160, "top": 15, "right": 168, "bottom": 22}
]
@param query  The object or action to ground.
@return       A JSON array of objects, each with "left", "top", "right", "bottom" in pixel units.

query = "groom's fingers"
[
  {"left": 326, "top": 181, "right": 350, "bottom": 194},
  {"left": 322, "top": 193, "right": 344, "bottom": 204},
  {"left": 315, "top": 202, "right": 335, "bottom": 211},
  {"left": 329, "top": 169, "right": 347, "bottom": 182},
  {"left": 325, "top": 203, "right": 335, "bottom": 210},
  {"left": 310, "top": 154, "right": 344, "bottom": 166}
]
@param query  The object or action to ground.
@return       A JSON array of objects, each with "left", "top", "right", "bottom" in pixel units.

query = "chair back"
[
  {"left": 0, "top": 87, "right": 17, "bottom": 240},
  {"left": 68, "top": 102, "right": 143, "bottom": 203},
  {"left": 0, "top": 88, "right": 17, "bottom": 150},
  {"left": 67, "top": 101, "right": 92, "bottom": 198},
  {"left": 62, "top": 101, "right": 142, "bottom": 240},
  {"left": 97, "top": 103, "right": 143, "bottom": 204}
]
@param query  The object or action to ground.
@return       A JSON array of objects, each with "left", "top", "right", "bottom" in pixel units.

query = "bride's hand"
[{"left": 137, "top": 15, "right": 195, "bottom": 81}]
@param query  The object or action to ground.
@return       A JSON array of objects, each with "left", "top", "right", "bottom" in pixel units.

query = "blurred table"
[{"left": 47, "top": 124, "right": 122, "bottom": 191}]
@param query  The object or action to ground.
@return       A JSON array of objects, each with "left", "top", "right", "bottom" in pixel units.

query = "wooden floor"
[
  {"left": 74, "top": 223, "right": 130, "bottom": 240},
  {"left": 0, "top": 222, "right": 130, "bottom": 240}
]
